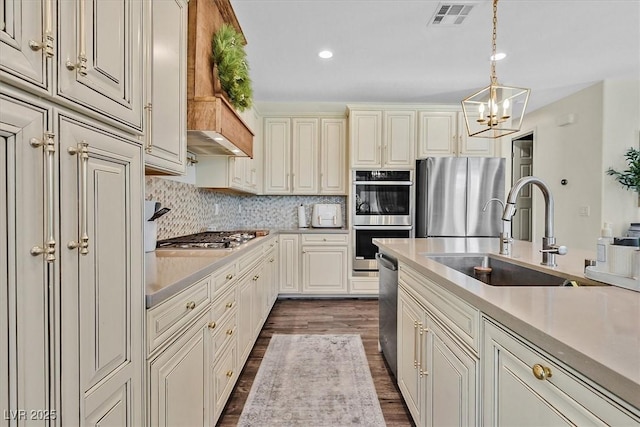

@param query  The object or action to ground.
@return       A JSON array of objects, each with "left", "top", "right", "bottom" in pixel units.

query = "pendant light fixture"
[{"left": 461, "top": 0, "right": 530, "bottom": 138}]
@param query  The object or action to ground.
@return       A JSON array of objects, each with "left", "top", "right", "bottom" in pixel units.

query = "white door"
[
  {"left": 278, "top": 234, "right": 300, "bottom": 293},
  {"left": 301, "top": 246, "right": 348, "bottom": 293},
  {"left": 144, "top": 0, "right": 187, "bottom": 173},
  {"left": 264, "top": 118, "right": 291, "bottom": 193},
  {"left": 320, "top": 118, "right": 346, "bottom": 194},
  {"left": 57, "top": 0, "right": 143, "bottom": 130},
  {"left": 292, "top": 118, "right": 318, "bottom": 194},
  {"left": 58, "top": 112, "right": 143, "bottom": 426},
  {"left": 383, "top": 110, "right": 415, "bottom": 168},
  {"left": 416, "top": 111, "right": 456, "bottom": 158},
  {"left": 512, "top": 136, "right": 533, "bottom": 241},
  {"left": 349, "top": 110, "right": 382, "bottom": 168},
  {"left": 0, "top": 92, "right": 53, "bottom": 426},
  {"left": 0, "top": 0, "right": 50, "bottom": 91}
]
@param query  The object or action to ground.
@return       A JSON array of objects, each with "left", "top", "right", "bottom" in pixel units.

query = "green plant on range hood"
[
  {"left": 607, "top": 147, "right": 640, "bottom": 192},
  {"left": 211, "top": 23, "right": 253, "bottom": 111}
]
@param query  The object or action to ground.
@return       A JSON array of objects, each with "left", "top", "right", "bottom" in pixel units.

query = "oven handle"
[
  {"left": 353, "top": 225, "right": 413, "bottom": 230},
  {"left": 354, "top": 181, "right": 413, "bottom": 186}
]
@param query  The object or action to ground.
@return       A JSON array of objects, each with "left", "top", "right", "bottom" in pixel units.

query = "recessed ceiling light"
[
  {"left": 318, "top": 50, "right": 333, "bottom": 59},
  {"left": 490, "top": 52, "right": 507, "bottom": 61}
]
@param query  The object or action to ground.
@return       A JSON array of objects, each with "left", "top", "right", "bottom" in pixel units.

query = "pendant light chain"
[{"left": 490, "top": 0, "right": 498, "bottom": 84}]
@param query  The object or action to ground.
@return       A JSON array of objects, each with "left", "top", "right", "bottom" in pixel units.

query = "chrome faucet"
[
  {"left": 482, "top": 198, "right": 512, "bottom": 256},
  {"left": 502, "top": 176, "right": 567, "bottom": 266}
]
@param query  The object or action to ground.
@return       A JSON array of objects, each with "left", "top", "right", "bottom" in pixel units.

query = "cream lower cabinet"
[
  {"left": 398, "top": 285, "right": 478, "bottom": 427},
  {"left": 265, "top": 240, "right": 280, "bottom": 310},
  {"left": 301, "top": 234, "right": 348, "bottom": 294},
  {"left": 1, "top": 88, "right": 144, "bottom": 426},
  {"left": 279, "top": 234, "right": 301, "bottom": 293},
  {"left": 238, "top": 260, "right": 264, "bottom": 365},
  {"left": 482, "top": 318, "right": 640, "bottom": 426}
]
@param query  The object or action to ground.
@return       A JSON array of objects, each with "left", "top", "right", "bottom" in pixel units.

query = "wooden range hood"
[{"left": 187, "top": 0, "right": 254, "bottom": 157}]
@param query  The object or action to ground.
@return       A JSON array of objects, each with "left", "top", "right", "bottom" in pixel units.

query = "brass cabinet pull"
[
  {"left": 186, "top": 301, "right": 196, "bottom": 310},
  {"left": 413, "top": 320, "right": 418, "bottom": 369},
  {"left": 226, "top": 302, "right": 233, "bottom": 308},
  {"left": 226, "top": 273, "right": 234, "bottom": 280},
  {"left": 144, "top": 103, "right": 153, "bottom": 153},
  {"left": 226, "top": 329, "right": 233, "bottom": 336},
  {"left": 29, "top": 0, "right": 54, "bottom": 58},
  {"left": 208, "top": 321, "right": 217, "bottom": 330},
  {"left": 29, "top": 133, "right": 56, "bottom": 263},
  {"left": 226, "top": 370, "right": 233, "bottom": 378},
  {"left": 65, "top": 0, "right": 87, "bottom": 75},
  {"left": 419, "top": 324, "right": 428, "bottom": 378},
  {"left": 67, "top": 141, "right": 89, "bottom": 255},
  {"left": 532, "top": 364, "right": 552, "bottom": 380}
]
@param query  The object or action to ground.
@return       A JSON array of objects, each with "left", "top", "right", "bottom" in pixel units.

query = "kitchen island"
[{"left": 374, "top": 237, "right": 640, "bottom": 425}]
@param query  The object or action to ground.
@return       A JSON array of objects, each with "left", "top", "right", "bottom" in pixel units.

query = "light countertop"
[
  {"left": 276, "top": 227, "right": 349, "bottom": 234},
  {"left": 373, "top": 237, "right": 640, "bottom": 409}
]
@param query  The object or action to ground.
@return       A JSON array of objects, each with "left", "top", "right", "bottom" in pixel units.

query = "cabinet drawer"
[
  {"left": 483, "top": 318, "right": 640, "bottom": 425},
  {"left": 399, "top": 263, "right": 479, "bottom": 354},
  {"left": 212, "top": 262, "right": 237, "bottom": 294},
  {"left": 350, "top": 277, "right": 379, "bottom": 294},
  {"left": 210, "top": 285, "right": 237, "bottom": 326},
  {"left": 209, "top": 311, "right": 237, "bottom": 359},
  {"left": 301, "top": 233, "right": 348, "bottom": 245},
  {"left": 147, "top": 276, "right": 211, "bottom": 354},
  {"left": 211, "top": 343, "right": 238, "bottom": 420},
  {"left": 238, "top": 246, "right": 263, "bottom": 274}
]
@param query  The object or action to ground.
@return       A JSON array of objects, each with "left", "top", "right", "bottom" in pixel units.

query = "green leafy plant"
[
  {"left": 211, "top": 24, "right": 253, "bottom": 111},
  {"left": 607, "top": 147, "right": 640, "bottom": 192}
]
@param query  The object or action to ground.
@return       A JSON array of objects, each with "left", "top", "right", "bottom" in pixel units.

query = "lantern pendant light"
[{"left": 461, "top": 0, "right": 530, "bottom": 139}]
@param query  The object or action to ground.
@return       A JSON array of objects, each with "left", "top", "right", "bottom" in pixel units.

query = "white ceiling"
[{"left": 230, "top": 0, "right": 640, "bottom": 113}]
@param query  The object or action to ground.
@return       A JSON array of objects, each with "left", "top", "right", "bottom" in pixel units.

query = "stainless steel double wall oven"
[{"left": 352, "top": 170, "right": 413, "bottom": 271}]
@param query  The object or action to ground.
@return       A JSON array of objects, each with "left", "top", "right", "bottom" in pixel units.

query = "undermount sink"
[{"left": 427, "top": 254, "right": 586, "bottom": 287}]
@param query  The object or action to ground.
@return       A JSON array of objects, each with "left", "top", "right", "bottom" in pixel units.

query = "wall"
[
  {"left": 500, "top": 80, "right": 640, "bottom": 252},
  {"left": 145, "top": 175, "right": 346, "bottom": 240}
]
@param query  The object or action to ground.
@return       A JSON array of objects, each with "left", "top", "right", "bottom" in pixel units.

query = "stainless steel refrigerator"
[{"left": 416, "top": 157, "right": 505, "bottom": 237}]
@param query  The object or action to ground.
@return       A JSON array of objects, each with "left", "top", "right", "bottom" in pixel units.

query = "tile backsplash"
[{"left": 145, "top": 177, "right": 347, "bottom": 239}]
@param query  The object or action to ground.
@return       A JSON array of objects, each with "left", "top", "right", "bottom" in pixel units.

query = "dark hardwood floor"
[{"left": 216, "top": 298, "right": 414, "bottom": 426}]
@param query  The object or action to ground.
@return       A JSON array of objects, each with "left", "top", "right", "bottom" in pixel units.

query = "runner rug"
[{"left": 237, "top": 334, "right": 386, "bottom": 426}]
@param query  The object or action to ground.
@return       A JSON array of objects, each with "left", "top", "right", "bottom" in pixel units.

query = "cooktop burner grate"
[{"left": 156, "top": 230, "right": 261, "bottom": 249}]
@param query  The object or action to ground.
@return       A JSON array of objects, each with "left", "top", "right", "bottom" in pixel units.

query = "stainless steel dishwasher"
[{"left": 376, "top": 251, "right": 398, "bottom": 378}]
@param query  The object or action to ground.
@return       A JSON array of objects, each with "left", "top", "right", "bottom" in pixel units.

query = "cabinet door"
[
  {"left": 58, "top": 0, "right": 143, "bottom": 131},
  {"left": 301, "top": 246, "right": 348, "bottom": 294},
  {"left": 383, "top": 110, "right": 415, "bottom": 168},
  {"left": 278, "top": 234, "right": 300, "bottom": 293},
  {"left": 457, "top": 114, "right": 494, "bottom": 157},
  {"left": 58, "top": 112, "right": 143, "bottom": 426},
  {"left": 150, "top": 321, "right": 208, "bottom": 427},
  {"left": 264, "top": 118, "right": 291, "bottom": 194},
  {"left": 265, "top": 245, "right": 279, "bottom": 309},
  {"left": 397, "top": 287, "right": 424, "bottom": 424},
  {"left": 0, "top": 92, "right": 52, "bottom": 426},
  {"left": 144, "top": 0, "right": 187, "bottom": 174},
  {"left": 426, "top": 318, "right": 478, "bottom": 427},
  {"left": 230, "top": 156, "right": 246, "bottom": 189},
  {"left": 483, "top": 319, "right": 639, "bottom": 426},
  {"left": 292, "top": 118, "right": 318, "bottom": 194},
  {"left": 320, "top": 118, "right": 346, "bottom": 194},
  {"left": 349, "top": 110, "right": 382, "bottom": 168},
  {"left": 417, "top": 111, "right": 457, "bottom": 158},
  {"left": 237, "top": 268, "right": 260, "bottom": 365},
  {"left": 0, "top": 0, "right": 50, "bottom": 91}
]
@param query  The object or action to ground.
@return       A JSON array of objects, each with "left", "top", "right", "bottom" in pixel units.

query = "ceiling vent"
[{"left": 429, "top": 3, "right": 476, "bottom": 26}]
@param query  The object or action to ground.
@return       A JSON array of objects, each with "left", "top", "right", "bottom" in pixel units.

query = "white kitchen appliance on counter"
[{"left": 312, "top": 204, "right": 343, "bottom": 228}]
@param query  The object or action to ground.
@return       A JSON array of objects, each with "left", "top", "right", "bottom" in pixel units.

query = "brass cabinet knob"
[
  {"left": 252, "top": 275, "right": 259, "bottom": 281},
  {"left": 532, "top": 364, "right": 552, "bottom": 380},
  {"left": 226, "top": 273, "right": 233, "bottom": 280},
  {"left": 208, "top": 321, "right": 217, "bottom": 330},
  {"left": 270, "top": 258, "right": 275, "bottom": 262},
  {"left": 226, "top": 370, "right": 233, "bottom": 378},
  {"left": 226, "top": 302, "right": 233, "bottom": 308},
  {"left": 186, "top": 301, "right": 196, "bottom": 310},
  {"left": 226, "top": 329, "right": 233, "bottom": 336}
]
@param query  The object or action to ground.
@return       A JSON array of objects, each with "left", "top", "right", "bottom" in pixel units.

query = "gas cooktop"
[{"left": 156, "top": 230, "right": 267, "bottom": 249}]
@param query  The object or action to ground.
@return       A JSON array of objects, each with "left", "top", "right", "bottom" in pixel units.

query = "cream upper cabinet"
[
  {"left": 349, "top": 110, "right": 382, "bottom": 167},
  {"left": 57, "top": 0, "right": 144, "bottom": 131},
  {"left": 0, "top": 0, "right": 50, "bottom": 91},
  {"left": 292, "top": 118, "right": 319, "bottom": 194},
  {"left": 320, "top": 118, "right": 347, "bottom": 194},
  {"left": 416, "top": 111, "right": 457, "bottom": 158},
  {"left": 483, "top": 318, "right": 640, "bottom": 426},
  {"left": 349, "top": 109, "right": 415, "bottom": 168},
  {"left": 144, "top": 0, "right": 188, "bottom": 174},
  {"left": 264, "top": 117, "right": 291, "bottom": 193},
  {"left": 1, "top": 0, "right": 144, "bottom": 132},
  {"left": 417, "top": 111, "right": 494, "bottom": 158},
  {"left": 57, "top": 111, "right": 144, "bottom": 426}
]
